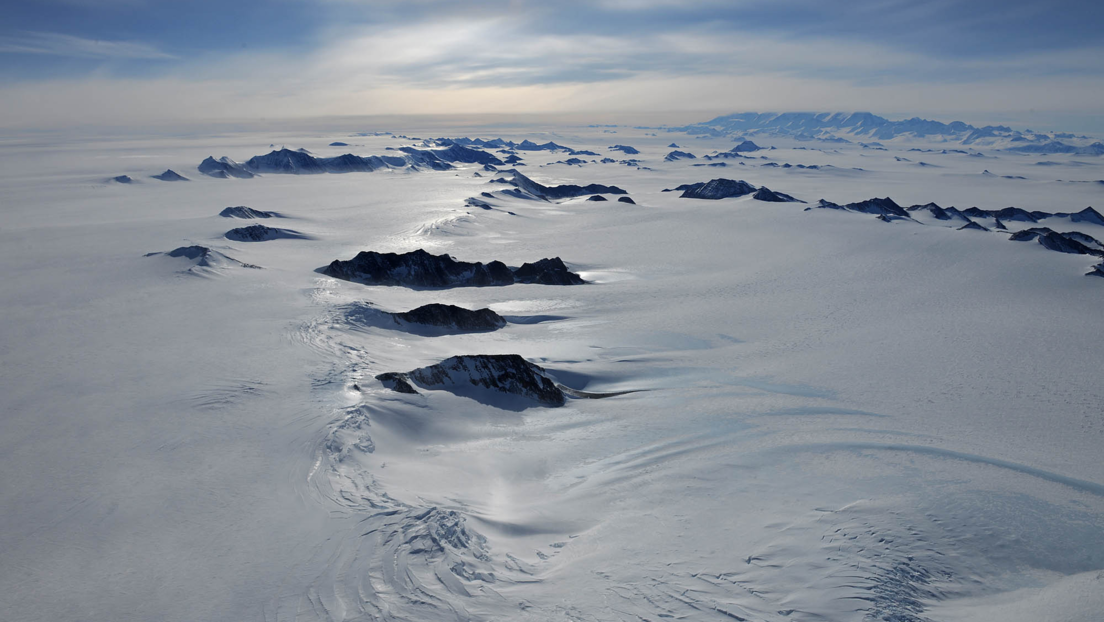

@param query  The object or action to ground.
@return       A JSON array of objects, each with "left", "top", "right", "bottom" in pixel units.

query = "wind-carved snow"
[{"left": 5, "top": 119, "right": 1104, "bottom": 622}]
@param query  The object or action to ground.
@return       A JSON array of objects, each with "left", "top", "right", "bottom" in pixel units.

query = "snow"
[{"left": 0, "top": 121, "right": 1102, "bottom": 622}]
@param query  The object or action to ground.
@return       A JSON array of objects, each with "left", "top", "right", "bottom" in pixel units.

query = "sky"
[{"left": 1, "top": 0, "right": 1103, "bottom": 131}]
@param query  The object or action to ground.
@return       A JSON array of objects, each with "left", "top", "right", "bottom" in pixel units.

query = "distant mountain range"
[{"left": 674, "top": 112, "right": 1101, "bottom": 151}]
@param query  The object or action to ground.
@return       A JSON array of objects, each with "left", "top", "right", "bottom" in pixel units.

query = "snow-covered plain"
[{"left": 1, "top": 119, "right": 1103, "bottom": 622}]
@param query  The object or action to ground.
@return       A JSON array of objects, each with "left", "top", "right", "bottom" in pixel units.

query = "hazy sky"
[{"left": 2, "top": 0, "right": 1103, "bottom": 130}]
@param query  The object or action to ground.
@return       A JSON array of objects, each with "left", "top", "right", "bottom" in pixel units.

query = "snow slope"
[{"left": 0, "top": 120, "right": 1102, "bottom": 622}]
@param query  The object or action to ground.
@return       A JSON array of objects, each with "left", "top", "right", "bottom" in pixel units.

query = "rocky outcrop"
[
  {"left": 111, "top": 175, "right": 133, "bottom": 184},
  {"left": 586, "top": 195, "right": 607, "bottom": 201},
  {"left": 617, "top": 196, "right": 636, "bottom": 204},
  {"left": 609, "top": 145, "right": 640, "bottom": 155},
  {"left": 321, "top": 250, "right": 584, "bottom": 288},
  {"left": 390, "top": 304, "right": 507, "bottom": 332},
  {"left": 752, "top": 187, "right": 802, "bottom": 202},
  {"left": 198, "top": 156, "right": 255, "bottom": 179},
  {"left": 731, "top": 140, "right": 763, "bottom": 152},
  {"left": 375, "top": 354, "right": 566, "bottom": 407},
  {"left": 664, "top": 150, "right": 696, "bottom": 161},
  {"left": 506, "top": 170, "right": 627, "bottom": 200},
  {"left": 1009, "top": 228, "right": 1104, "bottom": 256},
  {"left": 677, "top": 178, "right": 757, "bottom": 199},
  {"left": 219, "top": 206, "right": 279, "bottom": 219},
  {"left": 225, "top": 224, "right": 309, "bottom": 242},
  {"left": 152, "top": 169, "right": 189, "bottom": 182},
  {"left": 958, "top": 220, "right": 989, "bottom": 231},
  {"left": 512, "top": 257, "right": 585, "bottom": 285},
  {"left": 144, "top": 245, "right": 261, "bottom": 273},
  {"left": 815, "top": 197, "right": 911, "bottom": 219},
  {"left": 1061, "top": 207, "right": 1104, "bottom": 226}
]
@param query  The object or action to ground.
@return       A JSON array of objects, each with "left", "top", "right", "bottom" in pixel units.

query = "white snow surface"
[{"left": 1, "top": 123, "right": 1103, "bottom": 622}]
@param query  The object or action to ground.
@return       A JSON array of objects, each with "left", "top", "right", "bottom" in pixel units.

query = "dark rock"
[
  {"left": 378, "top": 354, "right": 566, "bottom": 407},
  {"left": 466, "top": 197, "right": 493, "bottom": 209},
  {"left": 609, "top": 145, "right": 640, "bottom": 155},
  {"left": 391, "top": 304, "right": 506, "bottom": 332},
  {"left": 1009, "top": 228, "right": 1103, "bottom": 256},
  {"left": 503, "top": 154, "right": 524, "bottom": 164},
  {"left": 481, "top": 192, "right": 495, "bottom": 198},
  {"left": 146, "top": 245, "right": 261, "bottom": 271},
  {"left": 199, "top": 156, "right": 255, "bottom": 179},
  {"left": 219, "top": 206, "right": 278, "bottom": 219},
  {"left": 322, "top": 250, "right": 584, "bottom": 288},
  {"left": 225, "top": 224, "right": 308, "bottom": 242},
  {"left": 1064, "top": 207, "right": 1104, "bottom": 226},
  {"left": 753, "top": 187, "right": 802, "bottom": 203},
  {"left": 678, "top": 178, "right": 757, "bottom": 200},
  {"left": 329, "top": 142, "right": 349, "bottom": 146},
  {"left": 958, "top": 220, "right": 990, "bottom": 231},
  {"left": 507, "top": 170, "right": 626, "bottom": 200},
  {"left": 731, "top": 140, "right": 763, "bottom": 152},
  {"left": 586, "top": 195, "right": 607, "bottom": 201},
  {"left": 111, "top": 175, "right": 133, "bottom": 184},
  {"left": 512, "top": 257, "right": 585, "bottom": 285},
  {"left": 483, "top": 163, "right": 498, "bottom": 172},
  {"left": 375, "top": 372, "right": 419, "bottom": 394},
  {"left": 664, "top": 150, "right": 696, "bottom": 161},
  {"left": 323, "top": 249, "right": 514, "bottom": 287},
  {"left": 668, "top": 143, "right": 680, "bottom": 148},
  {"left": 617, "top": 196, "right": 636, "bottom": 204},
  {"left": 152, "top": 169, "right": 189, "bottom": 182},
  {"left": 516, "top": 140, "right": 571, "bottom": 152},
  {"left": 816, "top": 197, "right": 910, "bottom": 219}
]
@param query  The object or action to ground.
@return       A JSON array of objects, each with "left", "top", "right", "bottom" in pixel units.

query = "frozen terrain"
[{"left": 1, "top": 115, "right": 1103, "bottom": 622}]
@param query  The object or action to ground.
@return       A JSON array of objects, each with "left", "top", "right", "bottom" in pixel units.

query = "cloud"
[{"left": 0, "top": 32, "right": 175, "bottom": 60}]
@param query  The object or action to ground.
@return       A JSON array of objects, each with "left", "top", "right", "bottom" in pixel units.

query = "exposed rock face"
[
  {"left": 1009, "top": 228, "right": 1104, "bottom": 256},
  {"left": 376, "top": 354, "right": 566, "bottom": 407},
  {"left": 375, "top": 372, "right": 418, "bottom": 394},
  {"left": 664, "top": 150, "right": 697, "bottom": 161},
  {"left": 958, "top": 220, "right": 990, "bottom": 231},
  {"left": 609, "top": 145, "right": 640, "bottom": 155},
  {"left": 512, "top": 257, "right": 585, "bottom": 285},
  {"left": 1007, "top": 141, "right": 1104, "bottom": 156},
  {"left": 205, "top": 144, "right": 508, "bottom": 178},
  {"left": 145, "top": 245, "right": 261, "bottom": 272},
  {"left": 678, "top": 178, "right": 757, "bottom": 199},
  {"left": 617, "top": 196, "right": 636, "bottom": 204},
  {"left": 329, "top": 142, "right": 348, "bottom": 146},
  {"left": 465, "top": 197, "right": 493, "bottom": 209},
  {"left": 198, "top": 156, "right": 255, "bottom": 179},
  {"left": 391, "top": 304, "right": 507, "bottom": 332},
  {"left": 111, "top": 175, "right": 133, "bottom": 184},
  {"left": 152, "top": 169, "right": 189, "bottom": 182},
  {"left": 225, "top": 224, "right": 308, "bottom": 242},
  {"left": 414, "top": 144, "right": 503, "bottom": 166},
  {"left": 321, "top": 250, "right": 585, "bottom": 288},
  {"left": 816, "top": 197, "right": 911, "bottom": 219},
  {"left": 516, "top": 140, "right": 570, "bottom": 152},
  {"left": 586, "top": 195, "right": 607, "bottom": 201},
  {"left": 1064, "top": 207, "right": 1104, "bottom": 226},
  {"left": 507, "top": 170, "right": 627, "bottom": 200},
  {"left": 219, "top": 206, "right": 278, "bottom": 219},
  {"left": 324, "top": 249, "right": 513, "bottom": 287},
  {"left": 753, "top": 187, "right": 802, "bottom": 202},
  {"left": 731, "top": 140, "right": 763, "bottom": 152}
]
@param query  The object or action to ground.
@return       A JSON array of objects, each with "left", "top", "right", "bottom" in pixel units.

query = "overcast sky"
[{"left": 2, "top": 0, "right": 1103, "bottom": 130}]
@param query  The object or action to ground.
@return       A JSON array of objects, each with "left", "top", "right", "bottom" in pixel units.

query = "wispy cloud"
[{"left": 0, "top": 32, "right": 175, "bottom": 60}]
